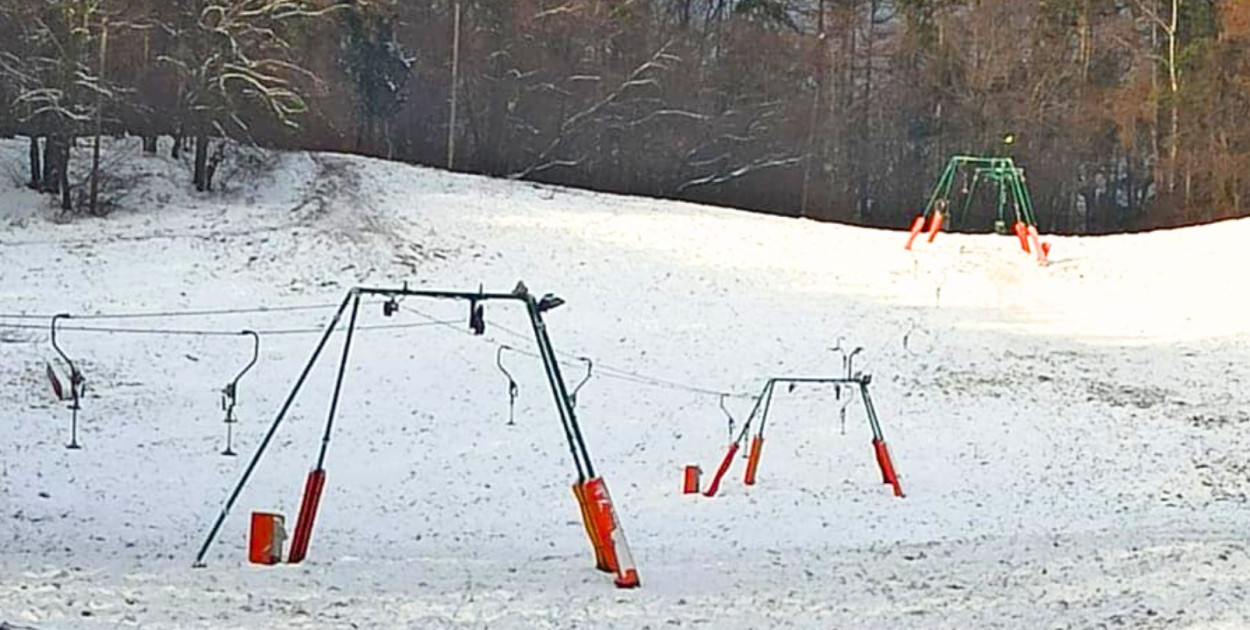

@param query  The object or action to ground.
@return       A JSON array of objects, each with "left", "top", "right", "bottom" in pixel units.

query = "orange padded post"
[
  {"left": 249, "top": 512, "right": 285, "bottom": 565},
  {"left": 1013, "top": 221, "right": 1030, "bottom": 252},
  {"left": 904, "top": 216, "right": 926, "bottom": 250},
  {"left": 583, "top": 477, "right": 640, "bottom": 589},
  {"left": 872, "top": 438, "right": 904, "bottom": 497},
  {"left": 702, "top": 442, "right": 740, "bottom": 497},
  {"left": 287, "top": 469, "right": 325, "bottom": 564},
  {"left": 1027, "top": 226, "right": 1045, "bottom": 263},
  {"left": 683, "top": 465, "right": 701, "bottom": 494},
  {"left": 926, "top": 211, "right": 944, "bottom": 243},
  {"left": 573, "top": 481, "right": 614, "bottom": 572},
  {"left": 743, "top": 436, "right": 764, "bottom": 485}
]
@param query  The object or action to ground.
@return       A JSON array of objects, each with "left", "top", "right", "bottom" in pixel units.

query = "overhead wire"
[
  {"left": 484, "top": 317, "right": 756, "bottom": 399},
  {"left": 398, "top": 305, "right": 755, "bottom": 400},
  {"left": 0, "top": 302, "right": 339, "bottom": 321},
  {"left": 5, "top": 298, "right": 757, "bottom": 400},
  {"left": 0, "top": 320, "right": 458, "bottom": 337}
]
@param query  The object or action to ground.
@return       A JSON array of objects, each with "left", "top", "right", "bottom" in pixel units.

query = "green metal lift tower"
[{"left": 905, "top": 154, "right": 1049, "bottom": 262}]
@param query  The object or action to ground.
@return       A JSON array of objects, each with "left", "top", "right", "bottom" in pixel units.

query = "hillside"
[{"left": 2, "top": 139, "right": 1249, "bottom": 629}]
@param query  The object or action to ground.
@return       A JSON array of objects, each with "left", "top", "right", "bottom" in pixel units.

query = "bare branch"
[{"left": 677, "top": 155, "right": 802, "bottom": 193}]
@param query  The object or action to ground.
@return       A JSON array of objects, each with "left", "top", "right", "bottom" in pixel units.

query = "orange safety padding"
[
  {"left": 583, "top": 477, "right": 640, "bottom": 589},
  {"left": 616, "top": 568, "right": 641, "bottom": 589},
  {"left": 743, "top": 436, "right": 764, "bottom": 485},
  {"left": 927, "top": 211, "right": 944, "bottom": 243},
  {"left": 1026, "top": 226, "right": 1044, "bottom": 263},
  {"left": 573, "top": 481, "right": 613, "bottom": 573},
  {"left": 582, "top": 478, "right": 621, "bottom": 574},
  {"left": 702, "top": 442, "right": 740, "bottom": 497},
  {"left": 683, "top": 465, "right": 701, "bottom": 494},
  {"left": 1013, "top": 221, "right": 1030, "bottom": 253},
  {"left": 871, "top": 437, "right": 889, "bottom": 483},
  {"left": 872, "top": 438, "right": 904, "bottom": 498},
  {"left": 249, "top": 512, "right": 285, "bottom": 564},
  {"left": 287, "top": 468, "right": 326, "bottom": 564},
  {"left": 904, "top": 215, "right": 926, "bottom": 250}
]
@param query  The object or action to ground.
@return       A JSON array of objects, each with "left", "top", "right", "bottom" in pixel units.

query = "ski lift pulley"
[
  {"left": 221, "top": 330, "right": 260, "bottom": 456},
  {"left": 50, "top": 313, "right": 85, "bottom": 450},
  {"left": 469, "top": 284, "right": 486, "bottom": 335},
  {"left": 718, "top": 394, "right": 736, "bottom": 443},
  {"left": 569, "top": 357, "right": 592, "bottom": 409},
  {"left": 496, "top": 345, "right": 519, "bottom": 425}
]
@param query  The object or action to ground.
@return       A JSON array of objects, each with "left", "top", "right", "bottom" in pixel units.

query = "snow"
[{"left": 2, "top": 138, "right": 1249, "bottom": 628}]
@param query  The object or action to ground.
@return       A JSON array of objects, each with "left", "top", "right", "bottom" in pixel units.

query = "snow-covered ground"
[{"left": 2, "top": 138, "right": 1249, "bottom": 628}]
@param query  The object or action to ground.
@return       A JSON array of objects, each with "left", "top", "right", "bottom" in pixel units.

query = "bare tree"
[
  {"left": 1128, "top": 0, "right": 1180, "bottom": 196},
  {"left": 509, "top": 42, "right": 687, "bottom": 180},
  {"left": 0, "top": 0, "right": 112, "bottom": 212},
  {"left": 157, "top": 0, "right": 345, "bottom": 191}
]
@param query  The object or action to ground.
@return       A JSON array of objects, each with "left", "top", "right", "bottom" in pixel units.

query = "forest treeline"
[{"left": 1, "top": 0, "right": 1247, "bottom": 233}]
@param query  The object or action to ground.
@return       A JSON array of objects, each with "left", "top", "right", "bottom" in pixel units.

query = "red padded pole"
[
  {"left": 904, "top": 216, "right": 926, "bottom": 250},
  {"left": 926, "top": 211, "right": 944, "bottom": 243},
  {"left": 1027, "top": 225, "right": 1045, "bottom": 263},
  {"left": 573, "top": 481, "right": 614, "bottom": 573},
  {"left": 287, "top": 468, "right": 326, "bottom": 564},
  {"left": 872, "top": 439, "right": 904, "bottom": 498},
  {"left": 743, "top": 436, "right": 764, "bottom": 485},
  {"left": 702, "top": 442, "right": 740, "bottom": 497},
  {"left": 1013, "top": 221, "right": 1030, "bottom": 252},
  {"left": 583, "top": 477, "right": 629, "bottom": 584}
]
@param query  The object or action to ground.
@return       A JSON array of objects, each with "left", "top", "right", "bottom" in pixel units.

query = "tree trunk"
[
  {"left": 27, "top": 136, "right": 41, "bottom": 190},
  {"left": 41, "top": 136, "right": 61, "bottom": 194},
  {"left": 58, "top": 137, "right": 72, "bottom": 212},
  {"left": 89, "top": 18, "right": 108, "bottom": 217},
  {"left": 800, "top": 0, "right": 828, "bottom": 219},
  {"left": 194, "top": 134, "right": 209, "bottom": 192},
  {"left": 1125, "top": 154, "right": 1136, "bottom": 228},
  {"left": 205, "top": 140, "right": 224, "bottom": 192},
  {"left": 172, "top": 129, "right": 183, "bottom": 159},
  {"left": 383, "top": 119, "right": 394, "bottom": 160},
  {"left": 1167, "top": 0, "right": 1179, "bottom": 196},
  {"left": 447, "top": 1, "right": 461, "bottom": 170},
  {"left": 89, "top": 132, "right": 102, "bottom": 216},
  {"left": 1149, "top": 16, "right": 1161, "bottom": 193},
  {"left": 861, "top": 0, "right": 879, "bottom": 223},
  {"left": 143, "top": 136, "right": 158, "bottom": 154}
]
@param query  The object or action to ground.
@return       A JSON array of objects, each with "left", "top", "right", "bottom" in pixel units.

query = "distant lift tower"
[{"left": 904, "top": 153, "right": 1050, "bottom": 263}]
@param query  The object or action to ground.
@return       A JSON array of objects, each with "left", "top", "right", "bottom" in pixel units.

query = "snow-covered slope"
[{"left": 2, "top": 139, "right": 1249, "bottom": 628}]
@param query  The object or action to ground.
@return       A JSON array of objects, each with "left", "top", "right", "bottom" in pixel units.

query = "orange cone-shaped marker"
[
  {"left": 927, "top": 211, "right": 944, "bottom": 243},
  {"left": 743, "top": 436, "right": 764, "bottom": 485},
  {"left": 904, "top": 215, "right": 926, "bottom": 250}
]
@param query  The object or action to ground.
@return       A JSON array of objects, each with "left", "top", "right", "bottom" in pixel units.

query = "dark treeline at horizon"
[{"left": 2, "top": 0, "right": 1247, "bottom": 233}]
